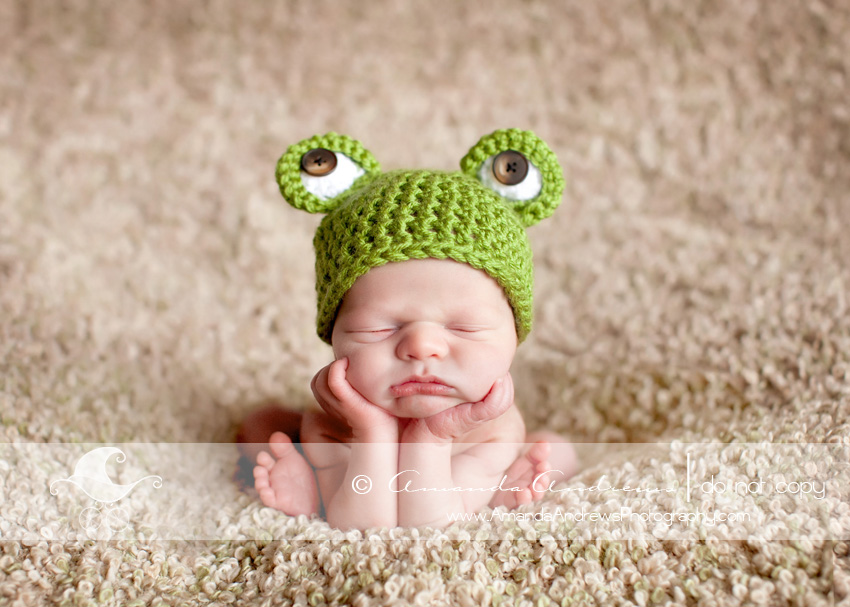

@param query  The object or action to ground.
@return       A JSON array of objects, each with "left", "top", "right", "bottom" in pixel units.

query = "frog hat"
[{"left": 275, "top": 128, "right": 565, "bottom": 344}]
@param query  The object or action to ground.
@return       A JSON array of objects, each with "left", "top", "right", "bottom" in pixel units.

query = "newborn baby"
[{"left": 239, "top": 129, "right": 578, "bottom": 529}]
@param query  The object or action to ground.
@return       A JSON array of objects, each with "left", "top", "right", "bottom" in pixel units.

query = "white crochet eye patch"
[
  {"left": 477, "top": 154, "right": 543, "bottom": 201},
  {"left": 301, "top": 152, "right": 365, "bottom": 200}
]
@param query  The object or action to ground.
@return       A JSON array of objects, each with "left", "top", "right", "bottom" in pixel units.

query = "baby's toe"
[
  {"left": 256, "top": 451, "right": 275, "bottom": 469},
  {"left": 253, "top": 465, "right": 271, "bottom": 490},
  {"left": 531, "top": 469, "right": 550, "bottom": 499},
  {"left": 526, "top": 441, "right": 551, "bottom": 464},
  {"left": 516, "top": 488, "right": 532, "bottom": 506},
  {"left": 258, "top": 487, "right": 278, "bottom": 509},
  {"left": 268, "top": 432, "right": 298, "bottom": 459}
]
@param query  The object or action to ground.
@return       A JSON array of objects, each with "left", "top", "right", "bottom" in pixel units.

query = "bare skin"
[
  {"left": 246, "top": 259, "right": 578, "bottom": 529},
  {"left": 254, "top": 433, "right": 320, "bottom": 516}
]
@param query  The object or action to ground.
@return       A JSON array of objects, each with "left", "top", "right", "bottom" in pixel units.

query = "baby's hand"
[
  {"left": 311, "top": 358, "right": 398, "bottom": 441},
  {"left": 489, "top": 441, "right": 551, "bottom": 509},
  {"left": 404, "top": 373, "right": 514, "bottom": 442}
]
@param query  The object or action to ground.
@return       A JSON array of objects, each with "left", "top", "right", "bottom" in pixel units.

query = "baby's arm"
[
  {"left": 308, "top": 358, "right": 400, "bottom": 530},
  {"left": 397, "top": 374, "right": 517, "bottom": 527}
]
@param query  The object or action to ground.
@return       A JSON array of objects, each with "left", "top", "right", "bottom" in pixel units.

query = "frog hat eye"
[
  {"left": 276, "top": 133, "right": 380, "bottom": 214},
  {"left": 300, "top": 148, "right": 337, "bottom": 176},
  {"left": 461, "top": 129, "right": 565, "bottom": 227}
]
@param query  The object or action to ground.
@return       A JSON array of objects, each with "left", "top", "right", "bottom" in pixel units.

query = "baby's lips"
[{"left": 389, "top": 376, "right": 453, "bottom": 398}]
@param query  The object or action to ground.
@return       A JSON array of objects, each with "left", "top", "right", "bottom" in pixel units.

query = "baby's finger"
[
  {"left": 310, "top": 365, "right": 331, "bottom": 403},
  {"left": 311, "top": 365, "right": 343, "bottom": 414},
  {"left": 326, "top": 358, "right": 369, "bottom": 406},
  {"left": 470, "top": 376, "right": 514, "bottom": 422},
  {"left": 501, "top": 373, "right": 515, "bottom": 402},
  {"left": 489, "top": 374, "right": 514, "bottom": 410},
  {"left": 446, "top": 381, "right": 509, "bottom": 433}
]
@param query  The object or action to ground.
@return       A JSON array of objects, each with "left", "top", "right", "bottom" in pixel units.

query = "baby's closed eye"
[
  {"left": 345, "top": 327, "right": 398, "bottom": 342},
  {"left": 447, "top": 324, "right": 495, "bottom": 339},
  {"left": 447, "top": 325, "right": 485, "bottom": 332}
]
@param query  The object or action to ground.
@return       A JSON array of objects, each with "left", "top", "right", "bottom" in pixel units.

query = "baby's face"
[{"left": 331, "top": 258, "right": 518, "bottom": 418}]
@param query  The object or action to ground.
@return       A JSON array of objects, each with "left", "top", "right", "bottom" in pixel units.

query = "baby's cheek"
[
  {"left": 455, "top": 363, "right": 500, "bottom": 402},
  {"left": 465, "top": 348, "right": 513, "bottom": 400},
  {"left": 340, "top": 350, "right": 386, "bottom": 405}
]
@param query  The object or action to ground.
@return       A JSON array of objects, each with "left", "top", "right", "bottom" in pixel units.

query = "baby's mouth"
[{"left": 390, "top": 376, "right": 453, "bottom": 397}]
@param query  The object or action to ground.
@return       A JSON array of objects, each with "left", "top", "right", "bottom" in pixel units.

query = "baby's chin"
[{"left": 380, "top": 394, "right": 469, "bottom": 419}]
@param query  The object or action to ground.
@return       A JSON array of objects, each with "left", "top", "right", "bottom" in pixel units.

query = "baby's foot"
[
  {"left": 253, "top": 432, "right": 321, "bottom": 516},
  {"left": 236, "top": 405, "right": 303, "bottom": 466},
  {"left": 489, "top": 441, "right": 551, "bottom": 509}
]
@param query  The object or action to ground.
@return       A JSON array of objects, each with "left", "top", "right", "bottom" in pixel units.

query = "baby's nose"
[{"left": 396, "top": 323, "right": 449, "bottom": 361}]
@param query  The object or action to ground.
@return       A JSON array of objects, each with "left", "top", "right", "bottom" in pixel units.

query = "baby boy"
[{"left": 239, "top": 129, "right": 577, "bottom": 529}]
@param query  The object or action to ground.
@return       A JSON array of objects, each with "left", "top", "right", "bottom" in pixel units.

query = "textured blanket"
[{"left": 1, "top": 1, "right": 848, "bottom": 605}]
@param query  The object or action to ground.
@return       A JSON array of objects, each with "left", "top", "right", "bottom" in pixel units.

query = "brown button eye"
[
  {"left": 492, "top": 150, "right": 529, "bottom": 186},
  {"left": 301, "top": 148, "right": 337, "bottom": 176}
]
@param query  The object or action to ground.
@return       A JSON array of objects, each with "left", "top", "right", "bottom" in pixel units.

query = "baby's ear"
[
  {"left": 276, "top": 133, "right": 380, "bottom": 214},
  {"left": 460, "top": 129, "right": 565, "bottom": 227}
]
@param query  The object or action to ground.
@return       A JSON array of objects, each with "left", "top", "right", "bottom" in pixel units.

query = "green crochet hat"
[{"left": 275, "top": 129, "right": 565, "bottom": 344}]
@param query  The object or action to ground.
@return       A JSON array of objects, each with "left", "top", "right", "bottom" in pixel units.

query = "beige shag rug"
[{"left": 1, "top": 1, "right": 848, "bottom": 605}]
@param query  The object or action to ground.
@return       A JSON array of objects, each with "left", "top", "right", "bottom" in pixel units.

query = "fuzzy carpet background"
[{"left": 1, "top": 1, "right": 849, "bottom": 605}]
